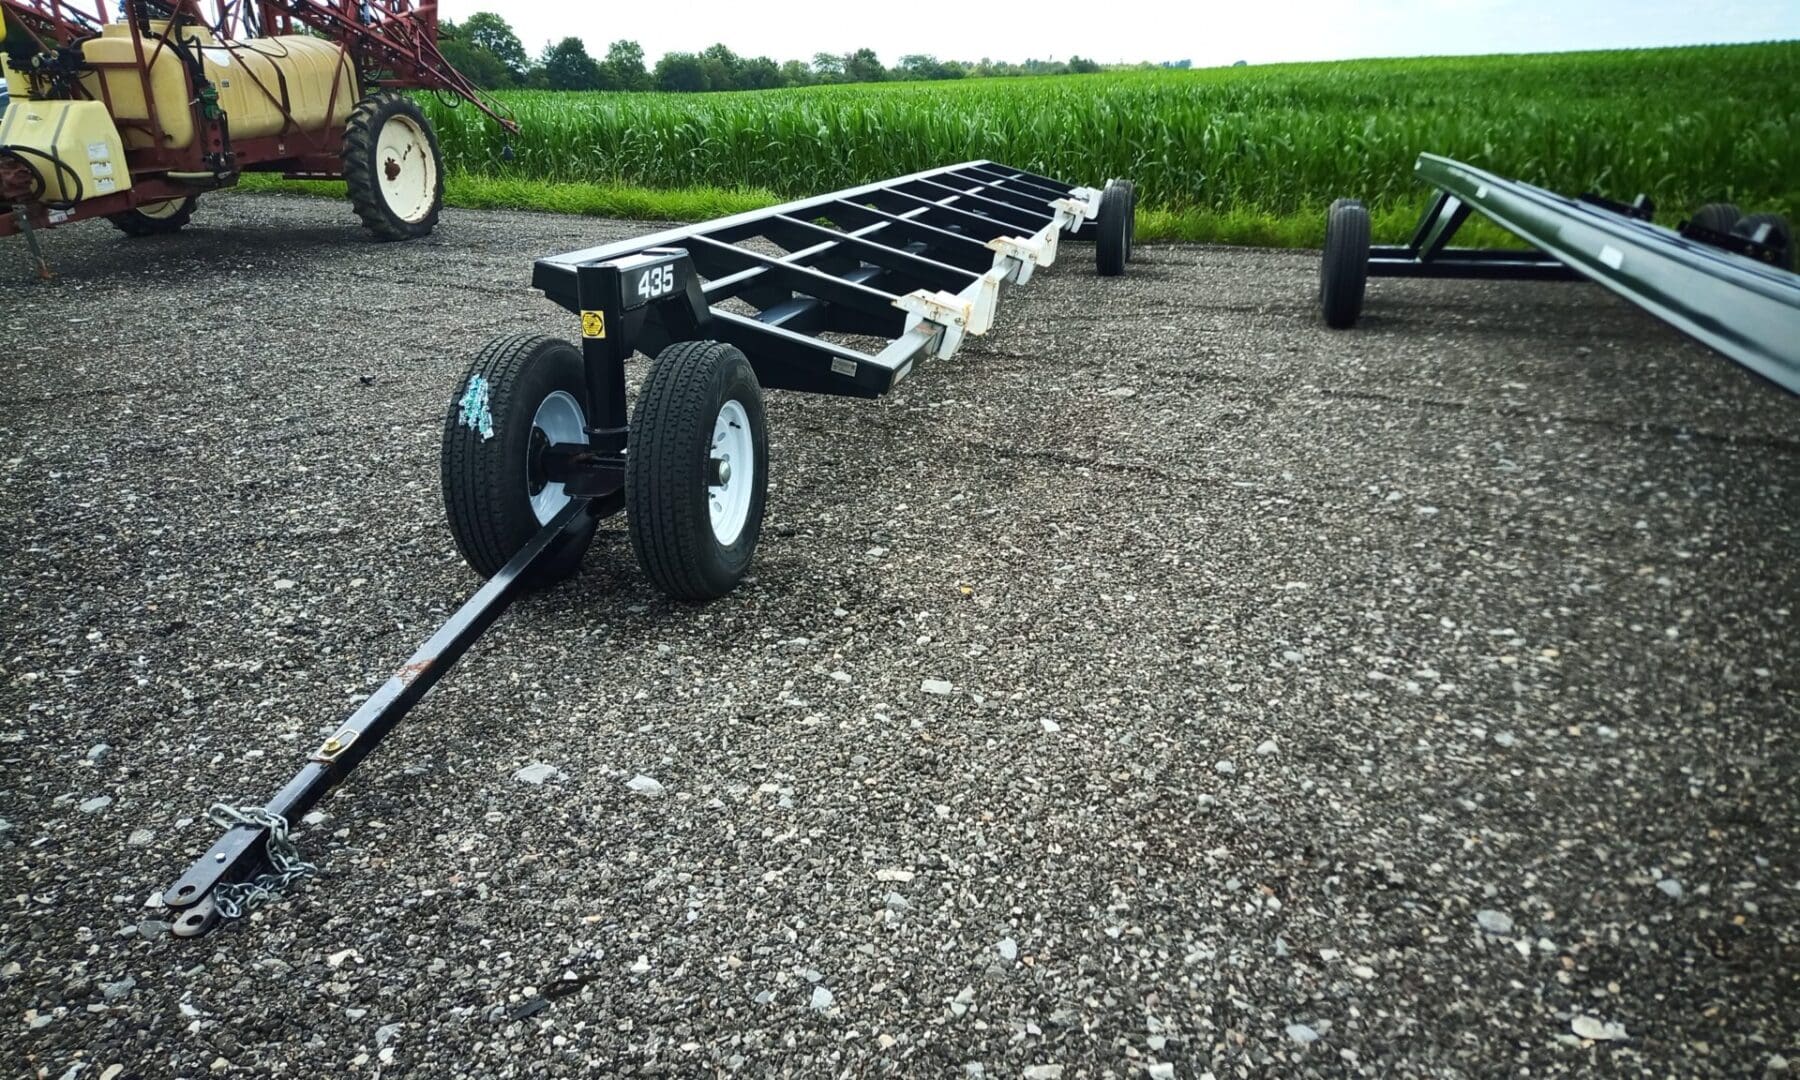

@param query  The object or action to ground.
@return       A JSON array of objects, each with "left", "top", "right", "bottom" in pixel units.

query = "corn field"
[{"left": 422, "top": 43, "right": 1800, "bottom": 221}]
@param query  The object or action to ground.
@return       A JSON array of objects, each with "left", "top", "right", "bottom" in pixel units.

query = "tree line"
[{"left": 439, "top": 13, "right": 1115, "bottom": 93}]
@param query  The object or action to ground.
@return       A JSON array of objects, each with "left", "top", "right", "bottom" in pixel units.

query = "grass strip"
[{"left": 238, "top": 172, "right": 1538, "bottom": 249}]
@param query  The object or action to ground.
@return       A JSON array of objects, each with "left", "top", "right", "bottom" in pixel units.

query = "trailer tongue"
[{"left": 159, "top": 162, "right": 1139, "bottom": 936}]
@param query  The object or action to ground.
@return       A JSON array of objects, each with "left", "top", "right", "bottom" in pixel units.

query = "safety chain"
[{"left": 204, "top": 803, "right": 319, "bottom": 920}]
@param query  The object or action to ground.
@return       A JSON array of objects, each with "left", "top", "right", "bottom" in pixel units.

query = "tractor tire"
[
  {"left": 1320, "top": 197, "right": 1371, "bottom": 329},
  {"left": 1688, "top": 202, "right": 1741, "bottom": 236},
  {"left": 441, "top": 334, "right": 597, "bottom": 586},
  {"left": 1096, "top": 179, "right": 1133, "bottom": 277},
  {"left": 626, "top": 340, "right": 769, "bottom": 601},
  {"left": 1733, "top": 212, "right": 1795, "bottom": 271},
  {"left": 107, "top": 196, "right": 197, "bottom": 237},
  {"left": 343, "top": 91, "right": 444, "bottom": 241}
]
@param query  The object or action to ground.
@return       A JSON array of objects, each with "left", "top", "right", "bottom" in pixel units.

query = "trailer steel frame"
[
  {"left": 1328, "top": 153, "right": 1800, "bottom": 393},
  {"left": 158, "top": 160, "right": 1129, "bottom": 936}
]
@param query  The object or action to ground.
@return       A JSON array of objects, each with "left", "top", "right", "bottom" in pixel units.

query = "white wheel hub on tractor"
[{"left": 377, "top": 114, "right": 437, "bottom": 224}]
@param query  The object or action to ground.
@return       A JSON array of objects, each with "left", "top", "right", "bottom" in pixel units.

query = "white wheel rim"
[
  {"left": 709, "top": 399, "right": 755, "bottom": 546},
  {"left": 376, "top": 114, "right": 436, "bottom": 224},
  {"left": 138, "top": 199, "right": 183, "bottom": 220},
  {"left": 529, "top": 390, "right": 587, "bottom": 526}
]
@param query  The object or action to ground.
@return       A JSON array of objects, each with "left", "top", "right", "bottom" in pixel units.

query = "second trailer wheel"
[
  {"left": 441, "top": 334, "right": 598, "bottom": 586},
  {"left": 627, "top": 340, "right": 769, "bottom": 601},
  {"left": 1733, "top": 212, "right": 1795, "bottom": 271},
  {"left": 1320, "top": 197, "right": 1371, "bottom": 329},
  {"left": 1096, "top": 179, "right": 1135, "bottom": 277}
]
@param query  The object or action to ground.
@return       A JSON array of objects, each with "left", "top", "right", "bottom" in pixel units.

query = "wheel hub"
[
  {"left": 528, "top": 390, "right": 588, "bottom": 526},
  {"left": 375, "top": 114, "right": 436, "bottom": 224},
  {"left": 708, "top": 401, "right": 755, "bottom": 546}
]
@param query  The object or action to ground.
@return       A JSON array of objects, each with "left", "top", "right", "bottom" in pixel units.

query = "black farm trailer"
[
  {"left": 158, "top": 161, "right": 1139, "bottom": 935},
  {"left": 1318, "top": 153, "right": 1800, "bottom": 394}
]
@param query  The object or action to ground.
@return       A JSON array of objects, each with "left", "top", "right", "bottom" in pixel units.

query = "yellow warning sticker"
[{"left": 580, "top": 310, "right": 606, "bottom": 339}]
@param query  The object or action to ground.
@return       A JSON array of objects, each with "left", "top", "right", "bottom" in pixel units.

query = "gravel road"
[{"left": 2, "top": 193, "right": 1795, "bottom": 1078}]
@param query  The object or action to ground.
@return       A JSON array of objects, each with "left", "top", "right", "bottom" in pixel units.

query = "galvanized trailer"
[
  {"left": 1318, "top": 153, "right": 1800, "bottom": 394},
  {"left": 158, "top": 162, "right": 1138, "bottom": 935}
]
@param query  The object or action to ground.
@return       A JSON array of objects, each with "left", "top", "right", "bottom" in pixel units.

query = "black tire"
[
  {"left": 441, "top": 334, "right": 597, "bottom": 586},
  {"left": 107, "top": 196, "right": 197, "bottom": 237},
  {"left": 1120, "top": 179, "right": 1139, "bottom": 262},
  {"left": 626, "top": 341, "right": 769, "bottom": 601},
  {"left": 1320, "top": 197, "right": 1371, "bottom": 329},
  {"left": 1733, "top": 212, "right": 1795, "bottom": 271},
  {"left": 1096, "top": 179, "right": 1132, "bottom": 277},
  {"left": 1688, "top": 202, "right": 1741, "bottom": 236},
  {"left": 343, "top": 91, "right": 444, "bottom": 241}
]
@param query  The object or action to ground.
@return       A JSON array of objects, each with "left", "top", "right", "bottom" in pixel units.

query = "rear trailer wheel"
[
  {"left": 107, "top": 196, "right": 196, "bottom": 237},
  {"left": 1096, "top": 179, "right": 1133, "bottom": 277},
  {"left": 1689, "top": 202, "right": 1741, "bottom": 236},
  {"left": 344, "top": 91, "right": 444, "bottom": 241},
  {"left": 1734, "top": 212, "right": 1794, "bottom": 271},
  {"left": 1320, "top": 197, "right": 1371, "bottom": 329},
  {"left": 441, "top": 334, "right": 596, "bottom": 586},
  {"left": 626, "top": 340, "right": 769, "bottom": 601},
  {"left": 1124, "top": 181, "right": 1139, "bottom": 262}
]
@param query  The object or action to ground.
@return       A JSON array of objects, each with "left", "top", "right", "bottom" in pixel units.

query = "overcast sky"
[{"left": 438, "top": 0, "right": 1800, "bottom": 69}]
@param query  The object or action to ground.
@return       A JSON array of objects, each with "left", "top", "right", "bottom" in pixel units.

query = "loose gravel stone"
[
  {"left": 1477, "top": 909, "right": 1516, "bottom": 935},
  {"left": 1571, "top": 1016, "right": 1628, "bottom": 1041},
  {"left": 921, "top": 678, "right": 953, "bottom": 696},
  {"left": 625, "top": 774, "right": 665, "bottom": 795},
  {"left": 78, "top": 796, "right": 112, "bottom": 813},
  {"left": 99, "top": 976, "right": 135, "bottom": 1002},
  {"left": 512, "top": 762, "right": 563, "bottom": 785}
]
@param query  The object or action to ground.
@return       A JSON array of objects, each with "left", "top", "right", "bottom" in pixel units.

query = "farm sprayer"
[{"left": 0, "top": 0, "right": 512, "bottom": 274}]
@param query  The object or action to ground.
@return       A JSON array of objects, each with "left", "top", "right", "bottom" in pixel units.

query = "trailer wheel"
[
  {"left": 441, "top": 334, "right": 597, "bottom": 585},
  {"left": 107, "top": 196, "right": 196, "bottom": 237},
  {"left": 1688, "top": 203, "right": 1741, "bottom": 236},
  {"left": 626, "top": 341, "right": 768, "bottom": 601},
  {"left": 1320, "top": 197, "right": 1371, "bottom": 329},
  {"left": 1734, "top": 212, "right": 1794, "bottom": 271},
  {"left": 1096, "top": 179, "right": 1133, "bottom": 277},
  {"left": 343, "top": 91, "right": 445, "bottom": 241}
]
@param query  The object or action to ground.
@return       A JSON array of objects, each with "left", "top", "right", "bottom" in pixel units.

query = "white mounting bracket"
[
  {"left": 895, "top": 289, "right": 973, "bottom": 360},
  {"left": 988, "top": 234, "right": 1050, "bottom": 283},
  {"left": 1061, "top": 187, "right": 1105, "bottom": 222}
]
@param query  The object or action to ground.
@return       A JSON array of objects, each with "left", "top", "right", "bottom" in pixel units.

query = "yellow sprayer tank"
[
  {"left": 79, "top": 22, "right": 357, "bottom": 151},
  {"left": 2, "top": 55, "right": 26, "bottom": 102},
  {"left": 0, "top": 98, "right": 132, "bottom": 202}
]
